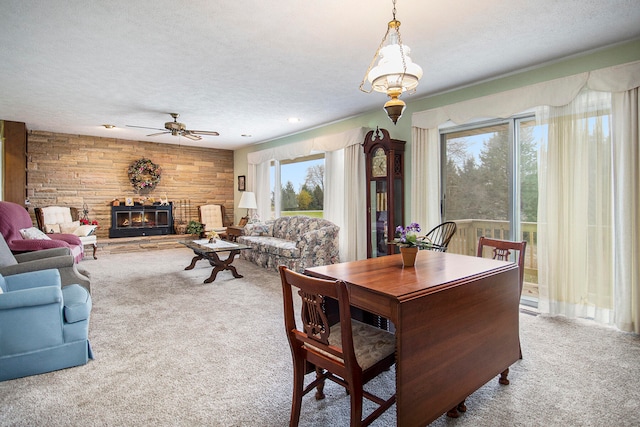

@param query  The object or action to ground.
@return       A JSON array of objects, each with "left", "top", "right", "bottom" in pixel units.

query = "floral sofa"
[{"left": 237, "top": 216, "right": 339, "bottom": 273}]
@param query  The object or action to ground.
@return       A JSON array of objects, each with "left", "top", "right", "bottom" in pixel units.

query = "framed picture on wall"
[
  {"left": 125, "top": 197, "right": 134, "bottom": 206},
  {"left": 238, "top": 175, "right": 246, "bottom": 191}
]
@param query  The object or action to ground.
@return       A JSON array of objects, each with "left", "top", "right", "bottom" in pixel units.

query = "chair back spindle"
[{"left": 419, "top": 221, "right": 457, "bottom": 252}]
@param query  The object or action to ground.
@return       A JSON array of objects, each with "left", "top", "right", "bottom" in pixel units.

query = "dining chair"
[
  {"left": 279, "top": 266, "right": 396, "bottom": 427},
  {"left": 418, "top": 221, "right": 457, "bottom": 252},
  {"left": 477, "top": 236, "right": 527, "bottom": 322}
]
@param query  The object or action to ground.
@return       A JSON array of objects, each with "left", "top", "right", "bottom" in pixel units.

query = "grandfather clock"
[{"left": 363, "top": 128, "right": 405, "bottom": 258}]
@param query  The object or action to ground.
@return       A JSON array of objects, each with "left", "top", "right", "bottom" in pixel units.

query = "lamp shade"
[
  {"left": 238, "top": 191, "right": 257, "bottom": 210},
  {"left": 368, "top": 40, "right": 422, "bottom": 94}
]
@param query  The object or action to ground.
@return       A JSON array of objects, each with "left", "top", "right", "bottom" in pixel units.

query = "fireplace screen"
[{"left": 110, "top": 203, "right": 174, "bottom": 238}]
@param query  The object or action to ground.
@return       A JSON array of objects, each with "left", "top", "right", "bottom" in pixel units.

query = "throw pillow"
[
  {"left": 248, "top": 222, "right": 270, "bottom": 236},
  {"left": 45, "top": 223, "right": 61, "bottom": 233},
  {"left": 73, "top": 225, "right": 97, "bottom": 237},
  {"left": 60, "top": 221, "right": 81, "bottom": 234},
  {"left": 19, "top": 227, "right": 52, "bottom": 240}
]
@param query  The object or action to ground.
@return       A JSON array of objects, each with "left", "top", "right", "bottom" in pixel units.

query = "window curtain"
[
  {"left": 410, "top": 126, "right": 441, "bottom": 232},
  {"left": 246, "top": 161, "right": 271, "bottom": 221},
  {"left": 246, "top": 127, "right": 367, "bottom": 261},
  {"left": 324, "top": 149, "right": 345, "bottom": 258},
  {"left": 324, "top": 146, "right": 367, "bottom": 261},
  {"left": 536, "top": 90, "right": 614, "bottom": 324},
  {"left": 612, "top": 88, "right": 640, "bottom": 333},
  {"left": 412, "top": 60, "right": 640, "bottom": 332},
  {"left": 345, "top": 145, "right": 368, "bottom": 260}
]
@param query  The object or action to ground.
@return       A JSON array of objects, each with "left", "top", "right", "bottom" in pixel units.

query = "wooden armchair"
[
  {"left": 199, "top": 204, "right": 231, "bottom": 238},
  {"left": 279, "top": 266, "right": 396, "bottom": 426}
]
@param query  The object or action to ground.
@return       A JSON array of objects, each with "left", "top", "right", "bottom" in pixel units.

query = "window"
[
  {"left": 269, "top": 154, "right": 325, "bottom": 219},
  {"left": 441, "top": 116, "right": 543, "bottom": 306}
]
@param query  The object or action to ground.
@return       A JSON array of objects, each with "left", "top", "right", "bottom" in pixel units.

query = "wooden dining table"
[{"left": 305, "top": 249, "right": 521, "bottom": 427}]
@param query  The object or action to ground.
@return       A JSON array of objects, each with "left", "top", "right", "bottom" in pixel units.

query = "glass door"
[
  {"left": 370, "top": 180, "right": 388, "bottom": 258},
  {"left": 441, "top": 116, "right": 543, "bottom": 306}
]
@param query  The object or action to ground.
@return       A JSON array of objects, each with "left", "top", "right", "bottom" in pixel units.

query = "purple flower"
[{"left": 394, "top": 223, "right": 422, "bottom": 247}]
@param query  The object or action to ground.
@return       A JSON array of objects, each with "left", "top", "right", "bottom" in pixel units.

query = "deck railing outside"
[{"left": 447, "top": 219, "right": 539, "bottom": 300}]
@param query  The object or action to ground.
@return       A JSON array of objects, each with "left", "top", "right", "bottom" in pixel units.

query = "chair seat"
[{"left": 306, "top": 320, "right": 396, "bottom": 371}]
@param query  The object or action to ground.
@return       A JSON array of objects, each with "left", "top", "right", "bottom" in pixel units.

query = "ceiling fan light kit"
[
  {"left": 359, "top": 0, "right": 423, "bottom": 125},
  {"left": 127, "top": 113, "right": 219, "bottom": 141}
]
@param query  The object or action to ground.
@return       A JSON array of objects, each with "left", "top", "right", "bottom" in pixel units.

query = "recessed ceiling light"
[
  {"left": 288, "top": 117, "right": 300, "bottom": 123},
  {"left": 102, "top": 124, "right": 116, "bottom": 129}
]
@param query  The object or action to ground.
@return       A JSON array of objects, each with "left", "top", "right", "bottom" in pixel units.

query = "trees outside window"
[
  {"left": 271, "top": 156, "right": 325, "bottom": 218},
  {"left": 442, "top": 116, "right": 542, "bottom": 305}
]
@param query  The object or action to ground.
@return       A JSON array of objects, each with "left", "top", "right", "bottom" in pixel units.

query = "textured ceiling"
[{"left": 1, "top": 0, "right": 639, "bottom": 150}]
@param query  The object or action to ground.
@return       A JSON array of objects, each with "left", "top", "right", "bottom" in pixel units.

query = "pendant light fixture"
[{"left": 359, "top": 0, "right": 423, "bottom": 124}]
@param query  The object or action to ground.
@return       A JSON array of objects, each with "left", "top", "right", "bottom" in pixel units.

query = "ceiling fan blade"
[
  {"left": 189, "top": 130, "right": 220, "bottom": 136},
  {"left": 182, "top": 132, "right": 202, "bottom": 141},
  {"left": 126, "top": 125, "right": 166, "bottom": 131},
  {"left": 147, "top": 131, "right": 170, "bottom": 137}
]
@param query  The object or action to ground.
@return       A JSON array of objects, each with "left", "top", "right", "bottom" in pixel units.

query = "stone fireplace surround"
[{"left": 26, "top": 130, "right": 235, "bottom": 241}]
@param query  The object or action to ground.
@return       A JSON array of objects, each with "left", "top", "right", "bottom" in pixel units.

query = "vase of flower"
[
  {"left": 393, "top": 222, "right": 426, "bottom": 267},
  {"left": 400, "top": 246, "right": 418, "bottom": 267}
]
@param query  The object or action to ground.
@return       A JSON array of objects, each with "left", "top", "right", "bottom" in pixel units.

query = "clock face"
[{"left": 372, "top": 148, "right": 387, "bottom": 177}]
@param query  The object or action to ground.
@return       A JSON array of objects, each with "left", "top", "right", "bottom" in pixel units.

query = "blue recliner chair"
[{"left": 0, "top": 269, "right": 93, "bottom": 381}]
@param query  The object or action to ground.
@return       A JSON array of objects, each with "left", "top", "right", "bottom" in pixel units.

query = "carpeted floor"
[{"left": 1, "top": 248, "right": 639, "bottom": 426}]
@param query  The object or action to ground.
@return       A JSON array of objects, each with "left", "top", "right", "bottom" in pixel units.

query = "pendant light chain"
[
  {"left": 359, "top": 25, "right": 392, "bottom": 93},
  {"left": 393, "top": 0, "right": 409, "bottom": 87}
]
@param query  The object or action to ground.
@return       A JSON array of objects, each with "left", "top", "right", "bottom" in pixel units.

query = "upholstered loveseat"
[{"left": 237, "top": 216, "right": 339, "bottom": 273}]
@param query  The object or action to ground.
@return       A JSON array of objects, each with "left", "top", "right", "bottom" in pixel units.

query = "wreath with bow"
[{"left": 128, "top": 158, "right": 161, "bottom": 191}]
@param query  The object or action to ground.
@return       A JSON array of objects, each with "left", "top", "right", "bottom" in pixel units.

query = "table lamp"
[{"left": 238, "top": 191, "right": 258, "bottom": 222}]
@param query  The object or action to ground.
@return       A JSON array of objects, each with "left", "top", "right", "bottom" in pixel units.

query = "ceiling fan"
[{"left": 127, "top": 113, "right": 219, "bottom": 141}]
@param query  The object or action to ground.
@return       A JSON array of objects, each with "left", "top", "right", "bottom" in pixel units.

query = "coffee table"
[{"left": 181, "top": 239, "right": 251, "bottom": 283}]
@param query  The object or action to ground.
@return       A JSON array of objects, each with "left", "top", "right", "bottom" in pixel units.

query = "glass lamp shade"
[{"left": 368, "top": 42, "right": 423, "bottom": 94}]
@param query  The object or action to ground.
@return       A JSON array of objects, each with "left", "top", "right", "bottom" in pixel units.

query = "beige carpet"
[{"left": 1, "top": 248, "right": 639, "bottom": 426}]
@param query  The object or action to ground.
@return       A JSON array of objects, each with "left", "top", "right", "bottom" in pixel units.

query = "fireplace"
[{"left": 109, "top": 203, "right": 174, "bottom": 238}]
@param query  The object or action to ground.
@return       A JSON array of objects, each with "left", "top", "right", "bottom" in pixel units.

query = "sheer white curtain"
[
  {"left": 612, "top": 88, "right": 640, "bottom": 333},
  {"left": 537, "top": 89, "right": 614, "bottom": 324},
  {"left": 410, "top": 60, "right": 640, "bottom": 332},
  {"left": 410, "top": 127, "right": 441, "bottom": 232},
  {"left": 324, "top": 150, "right": 346, "bottom": 258},
  {"left": 324, "top": 146, "right": 367, "bottom": 261},
  {"left": 246, "top": 161, "right": 272, "bottom": 221},
  {"left": 344, "top": 144, "right": 367, "bottom": 260}
]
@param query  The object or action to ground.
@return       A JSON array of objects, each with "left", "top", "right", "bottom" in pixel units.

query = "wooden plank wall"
[{"left": 26, "top": 131, "right": 234, "bottom": 239}]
